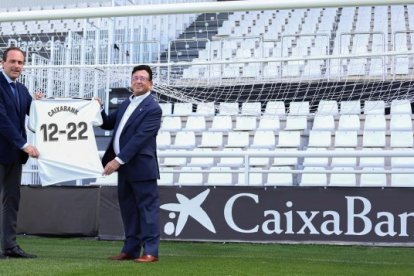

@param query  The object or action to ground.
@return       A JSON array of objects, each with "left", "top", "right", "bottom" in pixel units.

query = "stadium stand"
[{"left": 1, "top": 0, "right": 414, "bottom": 187}]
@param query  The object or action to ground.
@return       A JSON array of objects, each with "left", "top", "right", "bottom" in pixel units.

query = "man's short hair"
[
  {"left": 131, "top": 65, "right": 153, "bottom": 81},
  {"left": 2, "top": 47, "right": 25, "bottom": 62}
]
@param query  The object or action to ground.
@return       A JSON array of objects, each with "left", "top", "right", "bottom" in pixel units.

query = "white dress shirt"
[{"left": 114, "top": 91, "right": 151, "bottom": 164}]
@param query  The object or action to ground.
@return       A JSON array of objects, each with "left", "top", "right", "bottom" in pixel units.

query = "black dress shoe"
[{"left": 4, "top": 246, "right": 36, "bottom": 258}]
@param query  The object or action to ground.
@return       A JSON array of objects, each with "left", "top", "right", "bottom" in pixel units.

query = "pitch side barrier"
[
  {"left": 16, "top": 149, "right": 414, "bottom": 245},
  {"left": 15, "top": 185, "right": 414, "bottom": 246}
]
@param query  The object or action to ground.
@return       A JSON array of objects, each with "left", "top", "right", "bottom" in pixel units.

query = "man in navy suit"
[
  {"left": 0, "top": 47, "right": 42, "bottom": 259},
  {"left": 101, "top": 65, "right": 162, "bottom": 263}
]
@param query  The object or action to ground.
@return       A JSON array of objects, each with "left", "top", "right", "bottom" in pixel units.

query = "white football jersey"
[{"left": 28, "top": 99, "right": 104, "bottom": 186}]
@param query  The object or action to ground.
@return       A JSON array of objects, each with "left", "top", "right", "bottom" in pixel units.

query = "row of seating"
[
  {"left": 160, "top": 114, "right": 414, "bottom": 132},
  {"left": 182, "top": 6, "right": 414, "bottom": 79},
  {"left": 160, "top": 99, "right": 412, "bottom": 117},
  {"left": 158, "top": 167, "right": 414, "bottom": 187},
  {"left": 158, "top": 130, "right": 414, "bottom": 149}
]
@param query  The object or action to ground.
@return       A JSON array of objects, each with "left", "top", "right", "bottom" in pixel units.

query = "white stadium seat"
[
  {"left": 234, "top": 116, "right": 257, "bottom": 131},
  {"left": 210, "top": 116, "right": 233, "bottom": 131},
  {"left": 219, "top": 102, "right": 239, "bottom": 115},
  {"left": 340, "top": 100, "right": 361, "bottom": 115},
  {"left": 257, "top": 115, "right": 280, "bottom": 131},
  {"left": 337, "top": 115, "right": 360, "bottom": 131},
  {"left": 317, "top": 100, "right": 339, "bottom": 115},
  {"left": 241, "top": 102, "right": 262, "bottom": 116},
  {"left": 265, "top": 167, "right": 294, "bottom": 186},
  {"left": 264, "top": 101, "right": 286, "bottom": 116},
  {"left": 207, "top": 167, "right": 233, "bottom": 186},
  {"left": 184, "top": 116, "right": 206, "bottom": 131},
  {"left": 196, "top": 102, "right": 215, "bottom": 116},
  {"left": 159, "top": 103, "right": 173, "bottom": 116},
  {"left": 364, "top": 100, "right": 385, "bottom": 115},
  {"left": 391, "top": 99, "right": 412, "bottom": 114},
  {"left": 173, "top": 102, "right": 193, "bottom": 116}
]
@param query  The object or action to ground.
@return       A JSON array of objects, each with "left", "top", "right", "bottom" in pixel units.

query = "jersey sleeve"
[
  {"left": 27, "top": 101, "right": 39, "bottom": 132},
  {"left": 90, "top": 100, "right": 103, "bottom": 126}
]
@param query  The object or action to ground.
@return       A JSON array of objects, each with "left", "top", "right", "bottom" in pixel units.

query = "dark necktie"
[{"left": 9, "top": 82, "right": 20, "bottom": 110}]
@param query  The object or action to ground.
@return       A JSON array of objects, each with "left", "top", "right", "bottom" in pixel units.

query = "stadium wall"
[{"left": 17, "top": 186, "right": 414, "bottom": 246}]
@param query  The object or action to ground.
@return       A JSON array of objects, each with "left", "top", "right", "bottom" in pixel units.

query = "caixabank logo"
[
  {"left": 160, "top": 189, "right": 216, "bottom": 236},
  {"left": 159, "top": 187, "right": 414, "bottom": 243}
]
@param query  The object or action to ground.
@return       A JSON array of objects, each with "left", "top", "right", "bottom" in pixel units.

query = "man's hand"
[
  {"left": 33, "top": 91, "right": 43, "bottom": 100},
  {"left": 23, "top": 145, "right": 40, "bottom": 158},
  {"left": 94, "top": 97, "right": 103, "bottom": 108},
  {"left": 103, "top": 159, "right": 120, "bottom": 175}
]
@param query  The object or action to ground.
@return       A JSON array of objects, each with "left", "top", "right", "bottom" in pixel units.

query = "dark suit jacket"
[
  {"left": 0, "top": 73, "right": 32, "bottom": 165},
  {"left": 101, "top": 94, "right": 162, "bottom": 181}
]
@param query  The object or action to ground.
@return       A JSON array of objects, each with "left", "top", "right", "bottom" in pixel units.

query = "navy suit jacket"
[
  {"left": 101, "top": 94, "right": 162, "bottom": 181},
  {"left": 0, "top": 73, "right": 32, "bottom": 165}
]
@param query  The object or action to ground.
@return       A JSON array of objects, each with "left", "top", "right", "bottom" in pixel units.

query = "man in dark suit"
[
  {"left": 0, "top": 47, "right": 42, "bottom": 259},
  {"left": 101, "top": 65, "right": 162, "bottom": 263}
]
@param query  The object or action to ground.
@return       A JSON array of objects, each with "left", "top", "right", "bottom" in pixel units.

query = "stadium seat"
[
  {"left": 219, "top": 102, "right": 239, "bottom": 115},
  {"left": 250, "top": 131, "right": 276, "bottom": 149},
  {"left": 225, "top": 131, "right": 250, "bottom": 148},
  {"left": 184, "top": 116, "right": 206, "bottom": 131},
  {"left": 158, "top": 172, "right": 174, "bottom": 186},
  {"left": 360, "top": 167, "right": 387, "bottom": 187},
  {"left": 257, "top": 115, "right": 280, "bottom": 131},
  {"left": 234, "top": 116, "right": 257, "bottom": 131},
  {"left": 317, "top": 100, "right": 339, "bottom": 115},
  {"left": 360, "top": 130, "right": 386, "bottom": 167},
  {"left": 188, "top": 148, "right": 215, "bottom": 168},
  {"left": 300, "top": 167, "right": 328, "bottom": 186},
  {"left": 210, "top": 115, "right": 233, "bottom": 131},
  {"left": 391, "top": 99, "right": 412, "bottom": 114},
  {"left": 285, "top": 116, "right": 308, "bottom": 130},
  {"left": 362, "top": 130, "right": 386, "bottom": 147},
  {"left": 241, "top": 102, "right": 262, "bottom": 116},
  {"left": 171, "top": 131, "right": 196, "bottom": 149},
  {"left": 391, "top": 170, "right": 414, "bottom": 187},
  {"left": 173, "top": 102, "right": 193, "bottom": 116},
  {"left": 198, "top": 131, "right": 224, "bottom": 148},
  {"left": 196, "top": 102, "right": 215, "bottom": 116},
  {"left": 264, "top": 101, "right": 286, "bottom": 116},
  {"left": 340, "top": 100, "right": 361, "bottom": 115},
  {"left": 159, "top": 103, "right": 173, "bottom": 116},
  {"left": 157, "top": 131, "right": 172, "bottom": 149},
  {"left": 277, "top": 131, "right": 302, "bottom": 148},
  {"left": 337, "top": 115, "right": 360, "bottom": 130},
  {"left": 289, "top": 101, "right": 310, "bottom": 116},
  {"left": 389, "top": 114, "right": 412, "bottom": 131},
  {"left": 308, "top": 130, "right": 332, "bottom": 147},
  {"left": 329, "top": 167, "right": 356, "bottom": 186},
  {"left": 390, "top": 131, "right": 413, "bottom": 148},
  {"left": 265, "top": 167, "right": 294, "bottom": 186},
  {"left": 334, "top": 130, "right": 358, "bottom": 147},
  {"left": 331, "top": 131, "right": 358, "bottom": 167},
  {"left": 303, "top": 148, "right": 329, "bottom": 167},
  {"left": 312, "top": 115, "right": 335, "bottom": 130},
  {"left": 177, "top": 167, "right": 204, "bottom": 186},
  {"left": 363, "top": 114, "right": 386, "bottom": 131},
  {"left": 162, "top": 149, "right": 187, "bottom": 167},
  {"left": 161, "top": 116, "right": 182, "bottom": 131},
  {"left": 364, "top": 100, "right": 385, "bottom": 114},
  {"left": 249, "top": 148, "right": 271, "bottom": 167},
  {"left": 217, "top": 148, "right": 244, "bottom": 167},
  {"left": 207, "top": 167, "right": 233, "bottom": 186},
  {"left": 272, "top": 149, "right": 299, "bottom": 166},
  {"left": 237, "top": 172, "right": 263, "bottom": 186}
]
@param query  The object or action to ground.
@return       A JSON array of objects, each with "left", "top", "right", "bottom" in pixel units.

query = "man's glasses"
[{"left": 132, "top": 76, "right": 150, "bottom": 82}]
